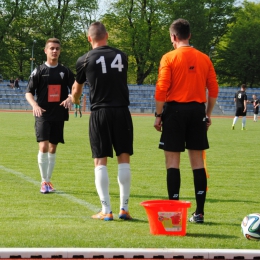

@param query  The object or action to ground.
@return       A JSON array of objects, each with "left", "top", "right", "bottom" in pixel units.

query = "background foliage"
[
  {"left": 0, "top": 0, "right": 260, "bottom": 86},
  {"left": 214, "top": 2, "right": 260, "bottom": 86}
]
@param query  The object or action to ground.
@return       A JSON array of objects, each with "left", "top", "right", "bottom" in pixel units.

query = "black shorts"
[
  {"left": 159, "top": 102, "right": 209, "bottom": 152},
  {"left": 89, "top": 107, "right": 133, "bottom": 158},
  {"left": 254, "top": 108, "right": 259, "bottom": 114},
  {"left": 35, "top": 119, "right": 65, "bottom": 144},
  {"left": 235, "top": 107, "right": 247, "bottom": 117}
]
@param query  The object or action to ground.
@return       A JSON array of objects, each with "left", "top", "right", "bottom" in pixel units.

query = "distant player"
[
  {"left": 231, "top": 84, "right": 247, "bottom": 130},
  {"left": 74, "top": 94, "right": 84, "bottom": 117},
  {"left": 249, "top": 94, "right": 259, "bottom": 122}
]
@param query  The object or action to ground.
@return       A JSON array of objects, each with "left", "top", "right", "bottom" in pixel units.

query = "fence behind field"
[{"left": 1, "top": 81, "right": 260, "bottom": 115}]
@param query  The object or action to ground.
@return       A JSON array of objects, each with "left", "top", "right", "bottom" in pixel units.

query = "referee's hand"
[
  {"left": 206, "top": 117, "right": 211, "bottom": 131},
  {"left": 154, "top": 117, "right": 162, "bottom": 132}
]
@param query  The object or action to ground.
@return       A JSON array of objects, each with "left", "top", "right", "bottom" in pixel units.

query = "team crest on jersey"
[{"left": 60, "top": 72, "right": 65, "bottom": 79}]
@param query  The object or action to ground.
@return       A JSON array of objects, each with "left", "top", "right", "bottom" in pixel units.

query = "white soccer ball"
[{"left": 241, "top": 213, "right": 260, "bottom": 240}]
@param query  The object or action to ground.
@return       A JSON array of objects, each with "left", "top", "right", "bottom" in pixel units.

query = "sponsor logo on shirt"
[{"left": 189, "top": 66, "right": 196, "bottom": 73}]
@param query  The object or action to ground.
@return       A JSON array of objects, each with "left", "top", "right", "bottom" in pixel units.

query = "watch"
[{"left": 155, "top": 112, "right": 162, "bottom": 117}]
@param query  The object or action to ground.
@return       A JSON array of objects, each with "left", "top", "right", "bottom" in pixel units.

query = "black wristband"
[{"left": 155, "top": 112, "right": 162, "bottom": 117}]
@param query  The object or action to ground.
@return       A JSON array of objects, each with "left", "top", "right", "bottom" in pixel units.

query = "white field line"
[{"left": 0, "top": 165, "right": 99, "bottom": 212}]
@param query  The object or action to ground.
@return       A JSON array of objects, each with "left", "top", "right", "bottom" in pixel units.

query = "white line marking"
[{"left": 0, "top": 165, "right": 99, "bottom": 212}]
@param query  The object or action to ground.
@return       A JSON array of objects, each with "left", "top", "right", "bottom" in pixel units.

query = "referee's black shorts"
[
  {"left": 159, "top": 102, "right": 209, "bottom": 152},
  {"left": 89, "top": 107, "right": 133, "bottom": 158}
]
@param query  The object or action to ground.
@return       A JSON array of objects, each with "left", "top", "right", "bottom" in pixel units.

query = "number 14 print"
[{"left": 96, "top": 54, "right": 124, "bottom": 73}]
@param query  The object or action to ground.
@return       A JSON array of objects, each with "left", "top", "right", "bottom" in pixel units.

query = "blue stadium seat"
[{"left": 1, "top": 83, "right": 260, "bottom": 114}]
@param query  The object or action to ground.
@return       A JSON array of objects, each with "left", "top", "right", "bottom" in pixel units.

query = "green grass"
[{"left": 0, "top": 111, "right": 259, "bottom": 248}]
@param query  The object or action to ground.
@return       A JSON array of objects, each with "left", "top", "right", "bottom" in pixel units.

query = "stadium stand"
[
  {"left": 0, "top": 81, "right": 31, "bottom": 110},
  {"left": 217, "top": 87, "right": 260, "bottom": 115},
  {"left": 1, "top": 81, "right": 260, "bottom": 115}
]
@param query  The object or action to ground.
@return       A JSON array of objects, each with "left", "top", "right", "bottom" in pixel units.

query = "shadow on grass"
[
  {"left": 113, "top": 218, "right": 148, "bottom": 223},
  {"left": 205, "top": 198, "right": 259, "bottom": 204},
  {"left": 185, "top": 233, "right": 238, "bottom": 239},
  {"left": 86, "top": 216, "right": 148, "bottom": 223},
  {"left": 205, "top": 221, "right": 243, "bottom": 227},
  {"left": 55, "top": 190, "right": 98, "bottom": 196},
  {"left": 126, "top": 194, "right": 258, "bottom": 204},
  {"left": 56, "top": 191, "right": 168, "bottom": 200}
]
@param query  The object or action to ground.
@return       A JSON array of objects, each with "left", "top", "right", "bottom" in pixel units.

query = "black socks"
[
  {"left": 167, "top": 168, "right": 180, "bottom": 200},
  {"left": 167, "top": 167, "right": 207, "bottom": 215},
  {"left": 193, "top": 168, "right": 207, "bottom": 215}
]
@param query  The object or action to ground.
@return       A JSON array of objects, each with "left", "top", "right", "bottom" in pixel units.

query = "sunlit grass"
[{"left": 0, "top": 111, "right": 259, "bottom": 248}]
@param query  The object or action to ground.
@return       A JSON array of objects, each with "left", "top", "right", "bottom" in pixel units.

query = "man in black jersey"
[
  {"left": 71, "top": 22, "right": 133, "bottom": 221},
  {"left": 231, "top": 84, "right": 247, "bottom": 130},
  {"left": 25, "top": 38, "right": 75, "bottom": 194},
  {"left": 248, "top": 94, "right": 259, "bottom": 122}
]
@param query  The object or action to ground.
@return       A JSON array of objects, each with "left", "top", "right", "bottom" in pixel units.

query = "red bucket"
[{"left": 140, "top": 200, "right": 191, "bottom": 236}]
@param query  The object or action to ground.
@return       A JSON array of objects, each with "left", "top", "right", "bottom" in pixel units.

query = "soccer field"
[{"left": 0, "top": 111, "right": 259, "bottom": 249}]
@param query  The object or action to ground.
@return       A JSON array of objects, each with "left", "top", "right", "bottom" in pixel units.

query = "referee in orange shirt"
[{"left": 154, "top": 18, "right": 219, "bottom": 223}]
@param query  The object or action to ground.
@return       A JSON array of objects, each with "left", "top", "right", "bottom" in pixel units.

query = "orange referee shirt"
[{"left": 155, "top": 46, "right": 218, "bottom": 103}]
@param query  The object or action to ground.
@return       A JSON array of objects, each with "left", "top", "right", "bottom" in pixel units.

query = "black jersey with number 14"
[{"left": 75, "top": 46, "right": 129, "bottom": 111}]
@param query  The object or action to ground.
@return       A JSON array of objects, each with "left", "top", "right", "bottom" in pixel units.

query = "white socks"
[
  {"left": 38, "top": 151, "right": 48, "bottom": 182},
  {"left": 118, "top": 163, "right": 131, "bottom": 211},
  {"left": 38, "top": 151, "right": 56, "bottom": 183},
  {"left": 242, "top": 116, "right": 246, "bottom": 127},
  {"left": 95, "top": 165, "right": 111, "bottom": 214},
  {"left": 233, "top": 116, "right": 246, "bottom": 127},
  {"left": 47, "top": 153, "right": 56, "bottom": 182},
  {"left": 94, "top": 163, "right": 131, "bottom": 213},
  {"left": 233, "top": 116, "right": 238, "bottom": 125}
]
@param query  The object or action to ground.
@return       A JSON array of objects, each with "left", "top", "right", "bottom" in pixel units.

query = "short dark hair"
[
  {"left": 241, "top": 84, "right": 247, "bottom": 89},
  {"left": 45, "top": 38, "right": 61, "bottom": 48},
  {"left": 88, "top": 21, "right": 107, "bottom": 41},
  {"left": 169, "top": 18, "right": 190, "bottom": 40}
]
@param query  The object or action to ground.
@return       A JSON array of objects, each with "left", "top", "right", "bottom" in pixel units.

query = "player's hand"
[
  {"left": 154, "top": 117, "right": 162, "bottom": 132},
  {"left": 206, "top": 117, "right": 211, "bottom": 131},
  {"left": 60, "top": 96, "right": 72, "bottom": 109},
  {"left": 32, "top": 104, "right": 46, "bottom": 117}
]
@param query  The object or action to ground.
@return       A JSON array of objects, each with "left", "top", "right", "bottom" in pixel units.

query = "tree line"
[{"left": 0, "top": 0, "right": 259, "bottom": 87}]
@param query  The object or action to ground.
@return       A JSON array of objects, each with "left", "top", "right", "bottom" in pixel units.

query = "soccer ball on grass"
[{"left": 241, "top": 213, "right": 260, "bottom": 240}]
